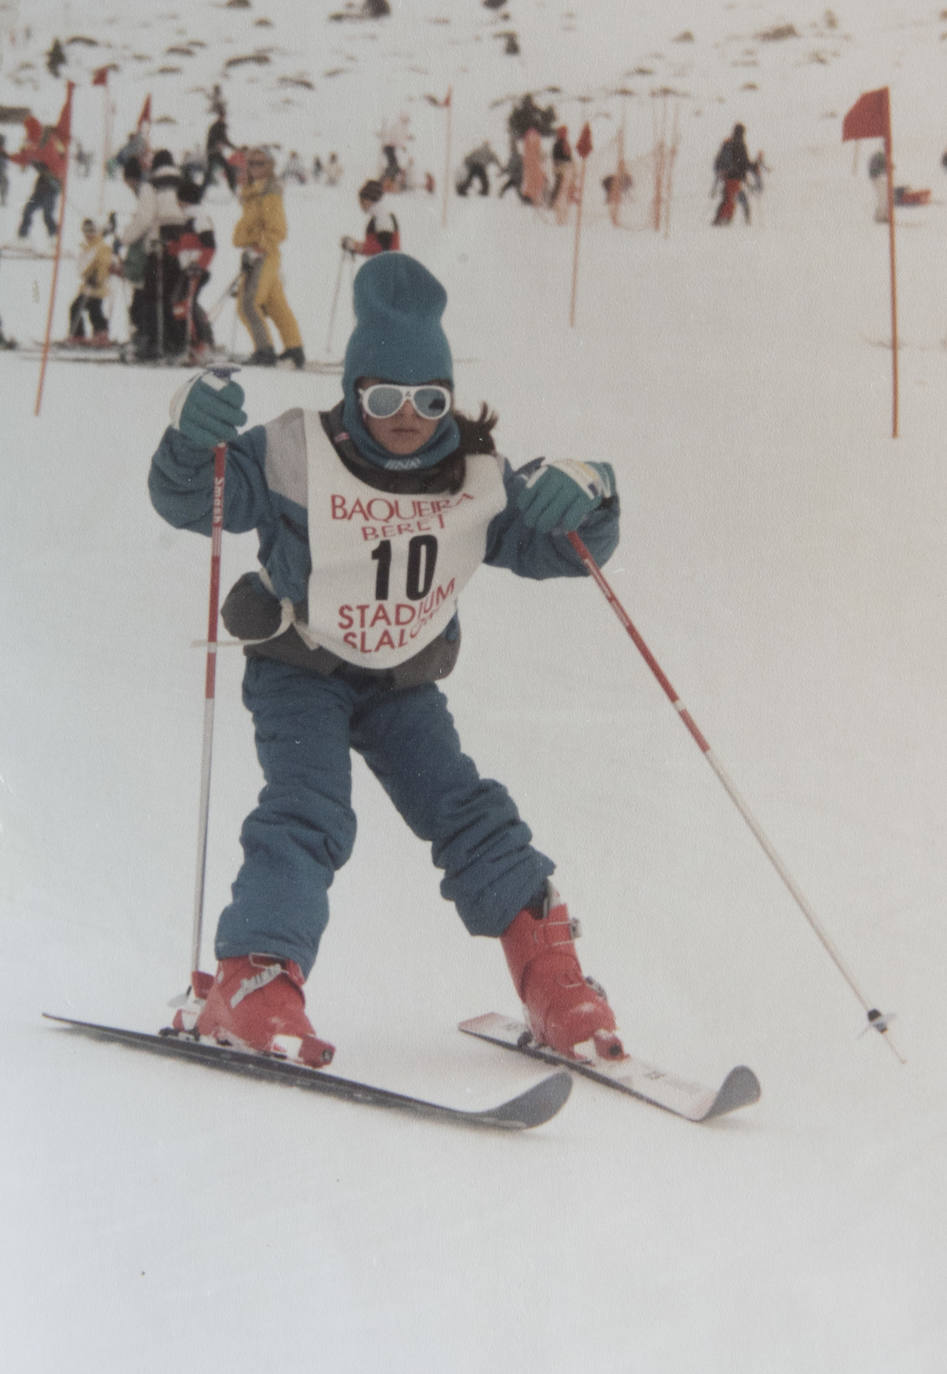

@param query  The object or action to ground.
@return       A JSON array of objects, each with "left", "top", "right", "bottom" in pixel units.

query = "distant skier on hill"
[
  {"left": 204, "top": 113, "right": 237, "bottom": 194},
  {"left": 456, "top": 141, "right": 500, "bottom": 196},
  {"left": 712, "top": 122, "right": 756, "bottom": 225}
]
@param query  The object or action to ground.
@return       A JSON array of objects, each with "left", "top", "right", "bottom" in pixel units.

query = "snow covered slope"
[{"left": 2, "top": 3, "right": 946, "bottom": 1372}]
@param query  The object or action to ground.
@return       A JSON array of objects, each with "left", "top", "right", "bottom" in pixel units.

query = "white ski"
[{"left": 459, "top": 1013, "right": 761, "bottom": 1122}]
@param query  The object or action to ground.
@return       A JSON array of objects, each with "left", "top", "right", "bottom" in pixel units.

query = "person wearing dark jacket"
[{"left": 712, "top": 123, "right": 755, "bottom": 225}]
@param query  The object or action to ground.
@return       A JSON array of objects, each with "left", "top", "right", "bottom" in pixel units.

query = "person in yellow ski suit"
[{"left": 232, "top": 147, "right": 305, "bottom": 367}]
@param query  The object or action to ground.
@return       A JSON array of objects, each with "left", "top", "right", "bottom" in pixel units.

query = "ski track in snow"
[{"left": 2, "top": 3, "right": 946, "bottom": 1372}]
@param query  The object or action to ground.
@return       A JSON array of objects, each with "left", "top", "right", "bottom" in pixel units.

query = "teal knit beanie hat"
[{"left": 341, "top": 252, "right": 460, "bottom": 470}]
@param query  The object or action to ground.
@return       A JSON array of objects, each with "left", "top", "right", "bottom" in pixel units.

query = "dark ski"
[
  {"left": 43, "top": 1013, "right": 572, "bottom": 1130},
  {"left": 459, "top": 1013, "right": 760, "bottom": 1122}
]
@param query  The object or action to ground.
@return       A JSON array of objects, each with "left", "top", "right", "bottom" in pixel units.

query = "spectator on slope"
[
  {"left": 281, "top": 150, "right": 307, "bottom": 185},
  {"left": 456, "top": 141, "right": 500, "bottom": 197},
  {"left": 498, "top": 142, "right": 526, "bottom": 199},
  {"left": 115, "top": 156, "right": 148, "bottom": 349},
  {"left": 16, "top": 162, "right": 61, "bottom": 244},
  {"left": 550, "top": 125, "right": 575, "bottom": 224},
  {"left": 324, "top": 151, "right": 343, "bottom": 186},
  {"left": 232, "top": 145, "right": 305, "bottom": 368},
  {"left": 114, "top": 149, "right": 188, "bottom": 359},
  {"left": 204, "top": 111, "right": 238, "bottom": 194},
  {"left": 520, "top": 128, "right": 547, "bottom": 207}
]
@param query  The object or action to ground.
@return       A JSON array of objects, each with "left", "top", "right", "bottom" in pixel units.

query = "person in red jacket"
[{"left": 340, "top": 179, "right": 400, "bottom": 257}]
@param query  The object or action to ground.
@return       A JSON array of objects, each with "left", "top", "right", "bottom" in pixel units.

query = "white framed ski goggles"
[{"left": 358, "top": 383, "right": 452, "bottom": 420}]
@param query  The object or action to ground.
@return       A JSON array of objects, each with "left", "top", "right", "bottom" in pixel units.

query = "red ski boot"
[
  {"left": 191, "top": 955, "right": 335, "bottom": 1068},
  {"left": 500, "top": 884, "right": 625, "bottom": 1062}
]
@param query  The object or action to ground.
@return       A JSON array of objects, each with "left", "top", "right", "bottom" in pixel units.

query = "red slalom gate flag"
[
  {"left": 842, "top": 87, "right": 889, "bottom": 143},
  {"left": 575, "top": 122, "right": 593, "bottom": 159},
  {"left": 92, "top": 64, "right": 110, "bottom": 86},
  {"left": 841, "top": 85, "right": 899, "bottom": 438}
]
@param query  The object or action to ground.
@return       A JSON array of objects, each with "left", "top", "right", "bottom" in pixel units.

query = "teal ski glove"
[
  {"left": 170, "top": 368, "right": 247, "bottom": 449},
  {"left": 517, "top": 459, "right": 615, "bottom": 534}
]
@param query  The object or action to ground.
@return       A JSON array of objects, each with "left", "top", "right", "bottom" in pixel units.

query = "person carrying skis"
[
  {"left": 712, "top": 122, "right": 755, "bottom": 225},
  {"left": 67, "top": 218, "right": 112, "bottom": 344},
  {"left": 148, "top": 251, "right": 626, "bottom": 1070},
  {"left": 340, "top": 179, "right": 400, "bottom": 257},
  {"left": 232, "top": 145, "right": 305, "bottom": 368}
]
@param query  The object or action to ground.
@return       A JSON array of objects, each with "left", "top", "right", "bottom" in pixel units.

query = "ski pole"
[
  {"left": 325, "top": 246, "right": 351, "bottom": 356},
  {"left": 190, "top": 438, "right": 228, "bottom": 978},
  {"left": 566, "top": 530, "right": 904, "bottom": 1063},
  {"left": 207, "top": 268, "right": 241, "bottom": 324}
]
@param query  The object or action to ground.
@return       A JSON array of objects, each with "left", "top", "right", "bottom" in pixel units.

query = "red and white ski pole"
[
  {"left": 567, "top": 530, "right": 904, "bottom": 1062},
  {"left": 190, "top": 439, "right": 228, "bottom": 978}
]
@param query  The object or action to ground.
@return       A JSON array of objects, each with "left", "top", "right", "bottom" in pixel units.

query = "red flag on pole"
[
  {"left": 842, "top": 88, "right": 889, "bottom": 143},
  {"left": 575, "top": 122, "right": 592, "bottom": 160},
  {"left": 137, "top": 94, "right": 152, "bottom": 131},
  {"left": 92, "top": 64, "right": 110, "bottom": 86},
  {"left": 841, "top": 87, "right": 898, "bottom": 437}
]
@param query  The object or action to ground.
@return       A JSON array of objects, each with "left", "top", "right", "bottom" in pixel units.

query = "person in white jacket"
[{"left": 115, "top": 150, "right": 187, "bottom": 358}]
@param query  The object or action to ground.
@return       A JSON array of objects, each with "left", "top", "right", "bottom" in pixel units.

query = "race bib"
[{"left": 300, "top": 412, "right": 507, "bottom": 667}]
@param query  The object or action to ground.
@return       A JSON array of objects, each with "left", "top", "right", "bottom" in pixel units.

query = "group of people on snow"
[
  {"left": 6, "top": 76, "right": 772, "bottom": 370},
  {"left": 54, "top": 140, "right": 307, "bottom": 367}
]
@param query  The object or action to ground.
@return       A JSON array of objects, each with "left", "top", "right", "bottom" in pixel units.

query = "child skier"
[
  {"left": 149, "top": 252, "right": 625, "bottom": 1069},
  {"left": 166, "top": 179, "right": 216, "bottom": 362},
  {"left": 340, "top": 179, "right": 400, "bottom": 257},
  {"left": 67, "top": 218, "right": 112, "bottom": 344}
]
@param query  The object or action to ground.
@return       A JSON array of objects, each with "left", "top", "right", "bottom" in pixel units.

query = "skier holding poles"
[{"left": 149, "top": 251, "right": 625, "bottom": 1069}]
